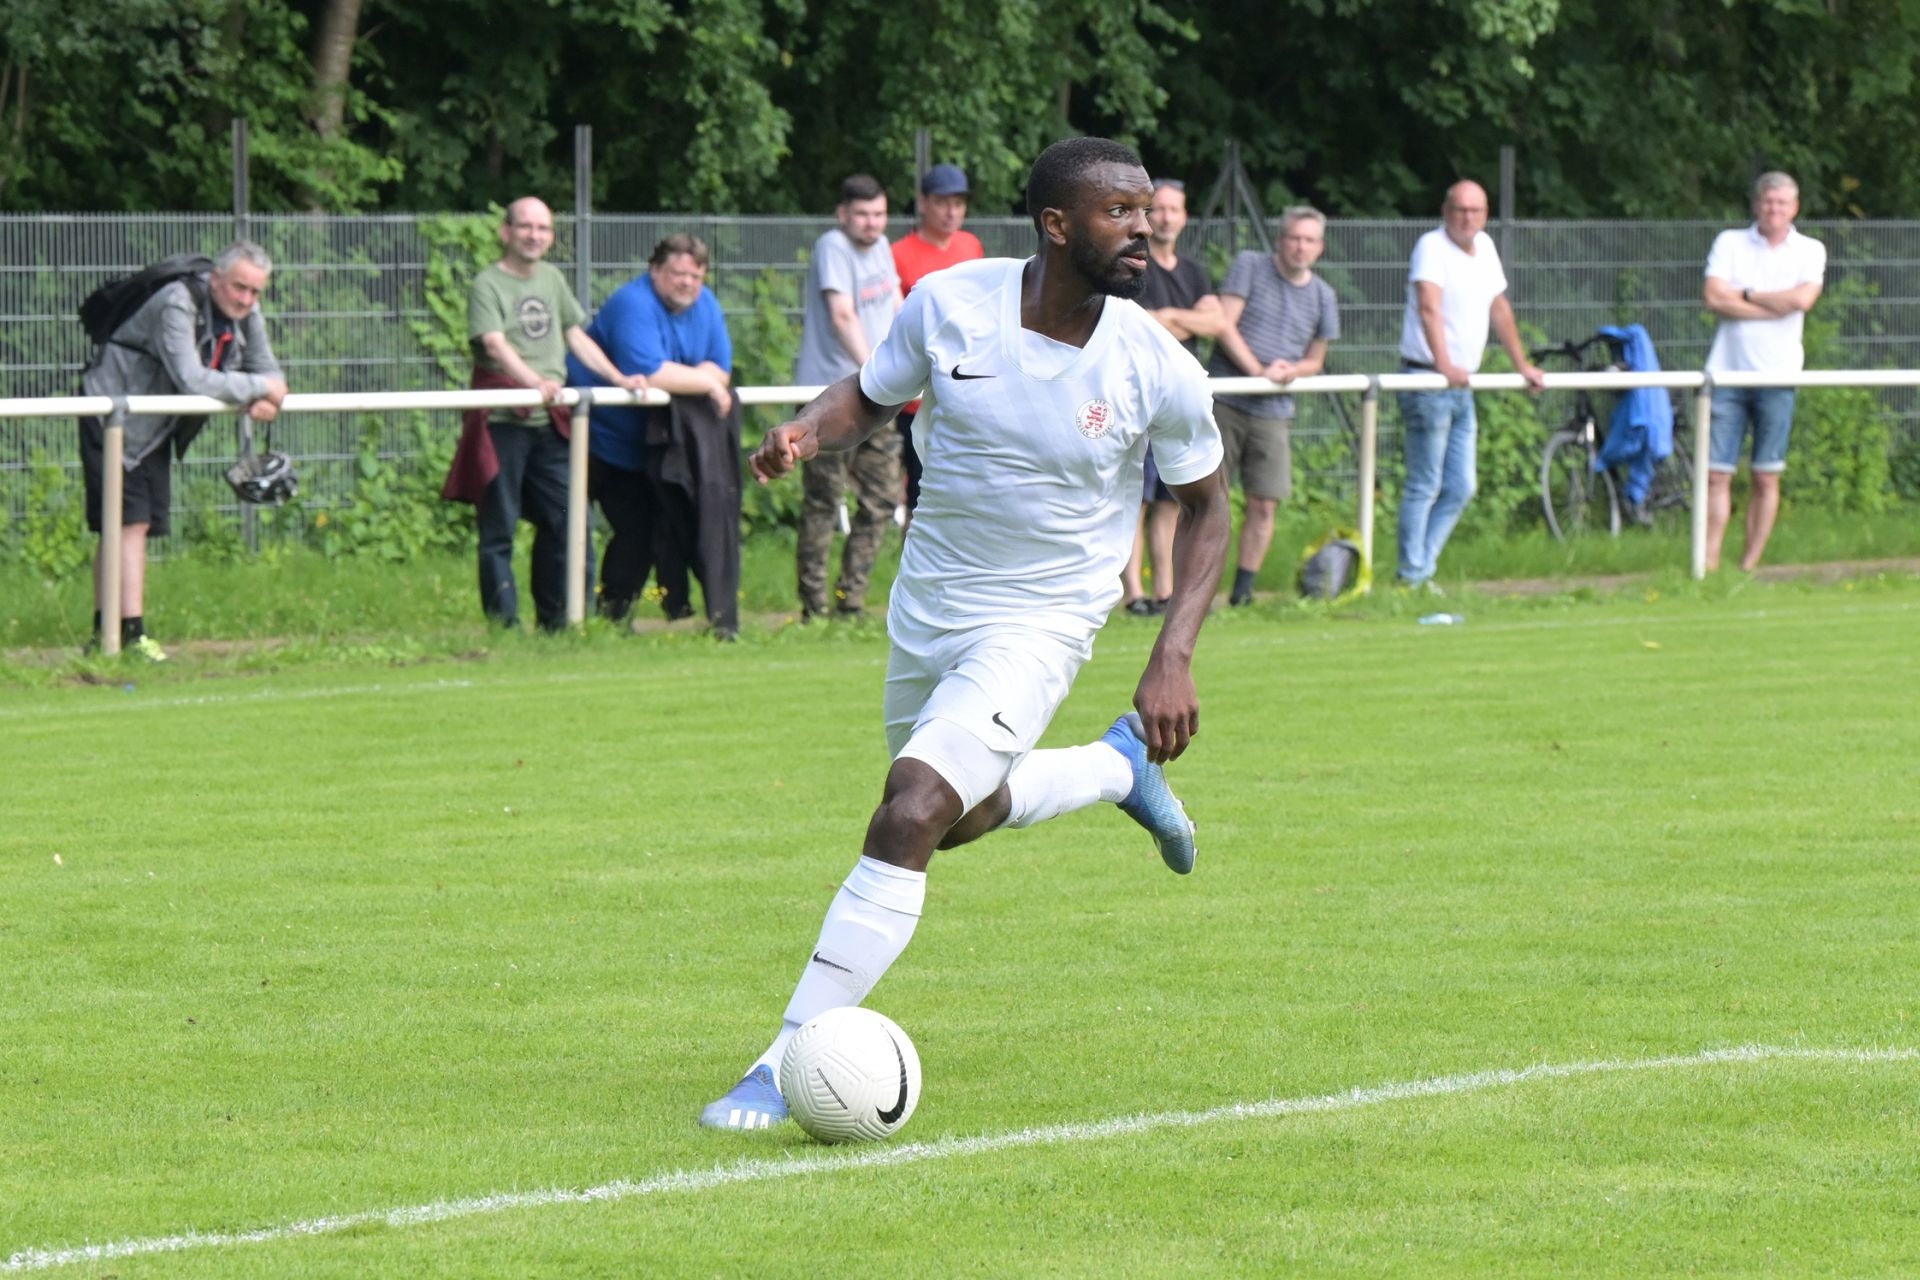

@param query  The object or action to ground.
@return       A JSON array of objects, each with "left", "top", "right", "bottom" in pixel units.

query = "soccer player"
[{"left": 700, "top": 137, "right": 1231, "bottom": 1130}]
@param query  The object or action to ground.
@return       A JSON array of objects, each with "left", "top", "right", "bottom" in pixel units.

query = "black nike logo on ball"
[
  {"left": 876, "top": 1033, "right": 910, "bottom": 1124},
  {"left": 950, "top": 364, "right": 994, "bottom": 380}
]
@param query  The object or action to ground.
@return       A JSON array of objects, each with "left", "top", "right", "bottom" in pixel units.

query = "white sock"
[
  {"left": 750, "top": 856, "right": 926, "bottom": 1076},
  {"left": 1001, "top": 742, "right": 1133, "bottom": 829}
]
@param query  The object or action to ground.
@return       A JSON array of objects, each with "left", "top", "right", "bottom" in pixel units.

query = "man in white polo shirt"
[
  {"left": 698, "top": 136, "right": 1230, "bottom": 1131},
  {"left": 1395, "top": 180, "right": 1544, "bottom": 589},
  {"left": 1702, "top": 171, "right": 1826, "bottom": 572}
]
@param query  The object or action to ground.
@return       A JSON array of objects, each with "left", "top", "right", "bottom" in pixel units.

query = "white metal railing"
[{"left": 6, "top": 368, "right": 1910, "bottom": 653}]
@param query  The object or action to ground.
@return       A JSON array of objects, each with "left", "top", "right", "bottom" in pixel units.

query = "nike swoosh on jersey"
[
  {"left": 991, "top": 711, "right": 1016, "bottom": 735},
  {"left": 949, "top": 364, "right": 995, "bottom": 380}
]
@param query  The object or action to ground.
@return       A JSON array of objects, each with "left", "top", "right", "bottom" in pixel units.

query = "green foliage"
[
  {"left": 315, "top": 413, "right": 474, "bottom": 561},
  {"left": 727, "top": 264, "right": 804, "bottom": 535},
  {"left": 11, "top": 454, "right": 91, "bottom": 582},
  {"left": 1791, "top": 276, "right": 1895, "bottom": 515},
  {"left": 12, "top": 0, "right": 1920, "bottom": 217},
  {"left": 1891, "top": 435, "right": 1920, "bottom": 503},
  {"left": 409, "top": 210, "right": 505, "bottom": 384}
]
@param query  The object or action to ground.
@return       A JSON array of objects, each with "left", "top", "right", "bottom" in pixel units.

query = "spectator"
[
  {"left": 1128, "top": 177, "right": 1222, "bottom": 614},
  {"left": 1702, "top": 172, "right": 1826, "bottom": 572},
  {"left": 453, "top": 196, "right": 644, "bottom": 632},
  {"left": 794, "top": 174, "right": 902, "bottom": 620},
  {"left": 567, "top": 234, "right": 736, "bottom": 632},
  {"left": 1208, "top": 207, "right": 1341, "bottom": 605},
  {"left": 891, "top": 163, "right": 985, "bottom": 527},
  {"left": 1394, "top": 181, "right": 1544, "bottom": 590},
  {"left": 80, "top": 241, "right": 289, "bottom": 660}
]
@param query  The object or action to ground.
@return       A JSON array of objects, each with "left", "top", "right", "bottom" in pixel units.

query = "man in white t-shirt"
[
  {"left": 1702, "top": 171, "right": 1826, "bottom": 571},
  {"left": 699, "top": 137, "right": 1231, "bottom": 1131},
  {"left": 1394, "top": 180, "right": 1544, "bottom": 589}
]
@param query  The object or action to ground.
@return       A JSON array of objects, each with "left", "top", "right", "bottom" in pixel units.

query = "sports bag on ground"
[{"left": 1297, "top": 527, "right": 1369, "bottom": 601}]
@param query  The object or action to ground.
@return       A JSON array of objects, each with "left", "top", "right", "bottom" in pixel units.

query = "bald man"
[
  {"left": 1393, "top": 181, "right": 1543, "bottom": 590},
  {"left": 466, "top": 196, "right": 645, "bottom": 631}
]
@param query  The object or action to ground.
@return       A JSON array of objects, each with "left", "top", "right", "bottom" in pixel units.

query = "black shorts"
[{"left": 80, "top": 417, "right": 174, "bottom": 537}]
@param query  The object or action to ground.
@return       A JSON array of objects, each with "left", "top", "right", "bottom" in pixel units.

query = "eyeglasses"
[{"left": 1151, "top": 179, "right": 1185, "bottom": 192}]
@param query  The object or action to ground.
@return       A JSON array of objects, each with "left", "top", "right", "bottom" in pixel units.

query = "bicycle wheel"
[
  {"left": 1647, "top": 433, "right": 1694, "bottom": 516},
  {"left": 1542, "top": 429, "right": 1620, "bottom": 540}
]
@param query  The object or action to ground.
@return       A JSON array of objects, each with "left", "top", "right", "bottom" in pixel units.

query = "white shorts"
[{"left": 885, "top": 614, "right": 1093, "bottom": 812}]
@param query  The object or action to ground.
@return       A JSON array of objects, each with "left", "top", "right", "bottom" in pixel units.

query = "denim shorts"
[{"left": 1709, "top": 386, "right": 1797, "bottom": 474}]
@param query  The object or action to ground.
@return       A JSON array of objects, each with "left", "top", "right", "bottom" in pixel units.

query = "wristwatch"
[{"left": 1742, "top": 287, "right": 1753, "bottom": 302}]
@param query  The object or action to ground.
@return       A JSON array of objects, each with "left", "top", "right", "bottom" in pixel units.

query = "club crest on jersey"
[{"left": 1075, "top": 398, "right": 1115, "bottom": 440}]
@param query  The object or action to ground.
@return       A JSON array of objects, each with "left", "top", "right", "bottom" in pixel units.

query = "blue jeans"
[
  {"left": 1396, "top": 387, "right": 1477, "bottom": 585},
  {"left": 1709, "top": 386, "right": 1797, "bottom": 474},
  {"left": 477, "top": 422, "right": 590, "bottom": 631}
]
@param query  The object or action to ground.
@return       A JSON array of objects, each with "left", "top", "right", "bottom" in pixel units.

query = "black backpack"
[{"left": 79, "top": 253, "right": 213, "bottom": 352}]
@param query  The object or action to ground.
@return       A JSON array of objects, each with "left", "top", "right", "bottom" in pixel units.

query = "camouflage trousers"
[{"left": 798, "top": 430, "right": 903, "bottom": 616}]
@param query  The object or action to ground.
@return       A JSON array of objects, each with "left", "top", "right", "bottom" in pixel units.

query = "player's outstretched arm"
[
  {"left": 750, "top": 373, "right": 903, "bottom": 483},
  {"left": 1133, "top": 466, "right": 1232, "bottom": 764}
]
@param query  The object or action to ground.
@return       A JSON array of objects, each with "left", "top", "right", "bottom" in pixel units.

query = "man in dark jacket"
[{"left": 80, "top": 241, "right": 289, "bottom": 660}]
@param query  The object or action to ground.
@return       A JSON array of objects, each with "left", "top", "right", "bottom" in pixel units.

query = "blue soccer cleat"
[
  {"left": 699, "top": 1063, "right": 788, "bottom": 1130},
  {"left": 1102, "top": 712, "right": 1197, "bottom": 875}
]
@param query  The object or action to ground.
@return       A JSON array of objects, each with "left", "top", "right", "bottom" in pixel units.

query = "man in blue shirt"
[{"left": 568, "top": 234, "right": 734, "bottom": 623}]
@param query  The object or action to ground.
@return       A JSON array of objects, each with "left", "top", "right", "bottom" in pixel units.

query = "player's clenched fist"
[{"left": 750, "top": 421, "right": 820, "bottom": 483}]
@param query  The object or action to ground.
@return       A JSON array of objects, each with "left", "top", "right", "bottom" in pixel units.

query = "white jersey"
[{"left": 860, "top": 257, "right": 1222, "bottom": 641}]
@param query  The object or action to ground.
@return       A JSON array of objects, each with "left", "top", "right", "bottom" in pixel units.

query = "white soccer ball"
[{"left": 778, "top": 1006, "right": 922, "bottom": 1144}]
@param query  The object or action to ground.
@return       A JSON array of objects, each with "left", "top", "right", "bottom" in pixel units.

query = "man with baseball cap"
[{"left": 890, "top": 164, "right": 986, "bottom": 525}]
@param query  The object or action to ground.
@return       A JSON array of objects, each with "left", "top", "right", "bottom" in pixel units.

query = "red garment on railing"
[{"left": 441, "top": 367, "right": 574, "bottom": 505}]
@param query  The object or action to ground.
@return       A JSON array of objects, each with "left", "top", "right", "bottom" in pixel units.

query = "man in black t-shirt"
[{"left": 1122, "top": 178, "right": 1221, "bottom": 614}]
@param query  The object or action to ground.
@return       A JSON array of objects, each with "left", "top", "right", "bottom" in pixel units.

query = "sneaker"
[
  {"left": 699, "top": 1063, "right": 787, "bottom": 1130},
  {"left": 1124, "top": 597, "right": 1153, "bottom": 617},
  {"left": 1100, "top": 712, "right": 1197, "bottom": 875},
  {"left": 130, "top": 635, "right": 169, "bottom": 662},
  {"left": 1148, "top": 597, "right": 1171, "bottom": 616}
]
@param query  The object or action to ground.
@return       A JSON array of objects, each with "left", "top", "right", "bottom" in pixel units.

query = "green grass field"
[{"left": 4, "top": 575, "right": 1919, "bottom": 1276}]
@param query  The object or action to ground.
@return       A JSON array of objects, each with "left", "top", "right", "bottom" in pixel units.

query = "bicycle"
[{"left": 1532, "top": 335, "right": 1693, "bottom": 541}]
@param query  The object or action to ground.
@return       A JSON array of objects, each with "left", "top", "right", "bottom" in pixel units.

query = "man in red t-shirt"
[{"left": 890, "top": 164, "right": 985, "bottom": 525}]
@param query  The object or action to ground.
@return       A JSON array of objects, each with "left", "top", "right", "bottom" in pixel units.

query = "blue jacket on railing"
[{"left": 1596, "top": 323, "right": 1673, "bottom": 503}]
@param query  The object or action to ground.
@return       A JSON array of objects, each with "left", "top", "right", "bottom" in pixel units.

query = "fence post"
[
  {"left": 1357, "top": 379, "right": 1379, "bottom": 579},
  {"left": 566, "top": 393, "right": 592, "bottom": 628},
  {"left": 574, "top": 125, "right": 593, "bottom": 309},
  {"left": 1690, "top": 376, "right": 1714, "bottom": 579},
  {"left": 100, "top": 400, "right": 128, "bottom": 657}
]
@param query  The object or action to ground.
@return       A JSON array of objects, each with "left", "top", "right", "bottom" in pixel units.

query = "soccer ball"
[{"left": 778, "top": 1006, "right": 922, "bottom": 1144}]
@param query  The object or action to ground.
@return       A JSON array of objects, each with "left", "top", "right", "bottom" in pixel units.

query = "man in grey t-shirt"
[
  {"left": 1207, "top": 206, "right": 1340, "bottom": 604},
  {"left": 794, "top": 174, "right": 903, "bottom": 620}
]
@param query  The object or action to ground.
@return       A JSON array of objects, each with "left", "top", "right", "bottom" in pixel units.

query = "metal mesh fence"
[{"left": 4, "top": 213, "right": 1917, "bottom": 542}]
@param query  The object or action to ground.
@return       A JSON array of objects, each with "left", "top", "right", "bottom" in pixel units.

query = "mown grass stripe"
[{"left": 7, "top": 1043, "right": 1912, "bottom": 1274}]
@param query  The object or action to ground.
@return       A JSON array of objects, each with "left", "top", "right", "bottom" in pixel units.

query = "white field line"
[{"left": 6, "top": 1043, "right": 1914, "bottom": 1273}]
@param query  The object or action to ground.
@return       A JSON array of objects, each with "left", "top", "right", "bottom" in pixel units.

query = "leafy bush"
[
  {"left": 729, "top": 264, "right": 806, "bottom": 536},
  {"left": 316, "top": 415, "right": 474, "bottom": 562},
  {"left": 13, "top": 454, "right": 92, "bottom": 582},
  {"left": 1790, "top": 277, "right": 1894, "bottom": 514}
]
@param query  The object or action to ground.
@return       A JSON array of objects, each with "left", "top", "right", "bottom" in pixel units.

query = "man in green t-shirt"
[{"left": 467, "top": 196, "right": 646, "bottom": 631}]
